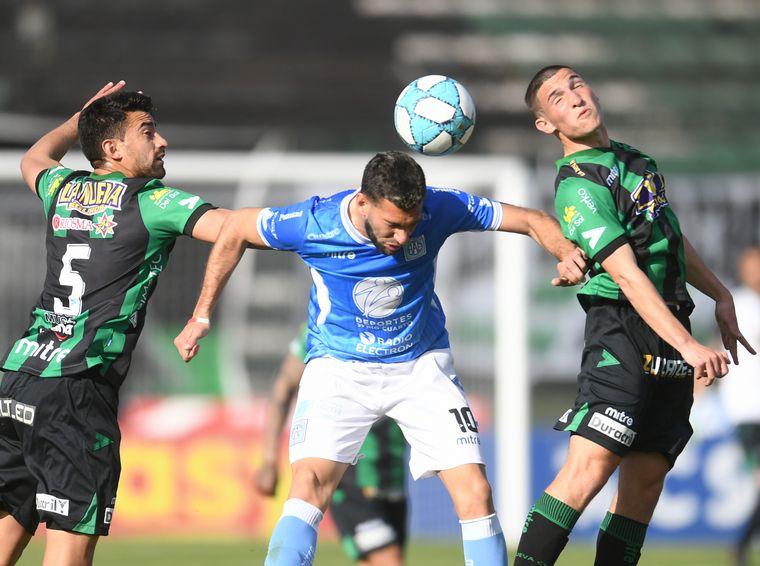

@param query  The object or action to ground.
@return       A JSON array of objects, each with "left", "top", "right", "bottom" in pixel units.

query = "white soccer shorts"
[{"left": 288, "top": 348, "right": 485, "bottom": 480}]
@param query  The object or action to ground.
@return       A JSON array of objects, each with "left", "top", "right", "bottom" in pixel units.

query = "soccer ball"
[{"left": 394, "top": 75, "right": 476, "bottom": 156}]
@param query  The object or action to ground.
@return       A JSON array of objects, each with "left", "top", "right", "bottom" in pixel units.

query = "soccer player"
[
  {"left": 0, "top": 82, "right": 228, "bottom": 566},
  {"left": 174, "top": 150, "right": 587, "bottom": 566},
  {"left": 719, "top": 246, "right": 760, "bottom": 566},
  {"left": 515, "top": 65, "right": 757, "bottom": 566},
  {"left": 256, "top": 325, "right": 409, "bottom": 565}
]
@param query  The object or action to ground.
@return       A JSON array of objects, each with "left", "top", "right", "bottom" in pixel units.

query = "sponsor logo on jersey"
[
  {"left": 605, "top": 165, "right": 619, "bottom": 187},
  {"left": 13, "top": 338, "right": 71, "bottom": 363},
  {"left": 562, "top": 206, "right": 585, "bottom": 235},
  {"left": 604, "top": 407, "right": 634, "bottom": 427},
  {"left": 588, "top": 412, "right": 636, "bottom": 447},
  {"left": 56, "top": 179, "right": 127, "bottom": 216},
  {"left": 353, "top": 277, "right": 404, "bottom": 318},
  {"left": 403, "top": 236, "right": 427, "bottom": 262},
  {"left": 93, "top": 212, "right": 117, "bottom": 237},
  {"left": 558, "top": 409, "right": 572, "bottom": 423},
  {"left": 631, "top": 170, "right": 669, "bottom": 221},
  {"left": 318, "top": 251, "right": 356, "bottom": 260},
  {"left": 569, "top": 159, "right": 586, "bottom": 177},
  {"left": 576, "top": 188, "right": 598, "bottom": 214},
  {"left": 306, "top": 227, "right": 341, "bottom": 241},
  {"left": 355, "top": 331, "right": 414, "bottom": 356},
  {"left": 354, "top": 313, "right": 413, "bottom": 333},
  {"left": 581, "top": 226, "right": 606, "bottom": 250},
  {"left": 149, "top": 188, "right": 180, "bottom": 210},
  {"left": 0, "top": 398, "right": 36, "bottom": 425},
  {"left": 43, "top": 311, "right": 75, "bottom": 339},
  {"left": 279, "top": 210, "right": 303, "bottom": 220},
  {"left": 456, "top": 435, "right": 481, "bottom": 446},
  {"left": 36, "top": 493, "right": 70, "bottom": 516},
  {"left": 52, "top": 214, "right": 93, "bottom": 232},
  {"left": 643, "top": 354, "right": 693, "bottom": 378}
]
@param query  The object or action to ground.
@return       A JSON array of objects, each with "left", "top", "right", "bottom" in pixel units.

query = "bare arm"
[
  {"left": 21, "top": 81, "right": 125, "bottom": 193},
  {"left": 602, "top": 243, "right": 729, "bottom": 384},
  {"left": 498, "top": 203, "right": 587, "bottom": 285},
  {"left": 255, "top": 354, "right": 306, "bottom": 497},
  {"left": 682, "top": 236, "right": 756, "bottom": 363},
  {"left": 190, "top": 208, "right": 231, "bottom": 243},
  {"left": 173, "top": 207, "right": 268, "bottom": 361}
]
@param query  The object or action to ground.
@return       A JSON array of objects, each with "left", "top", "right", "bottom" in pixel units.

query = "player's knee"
[
  {"left": 561, "top": 453, "right": 616, "bottom": 497},
  {"left": 288, "top": 468, "right": 334, "bottom": 510},
  {"left": 452, "top": 475, "right": 494, "bottom": 519}
]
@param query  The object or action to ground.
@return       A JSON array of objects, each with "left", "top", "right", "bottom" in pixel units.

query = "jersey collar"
[{"left": 340, "top": 190, "right": 373, "bottom": 246}]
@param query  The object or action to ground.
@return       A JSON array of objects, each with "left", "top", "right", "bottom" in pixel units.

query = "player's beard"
[{"left": 364, "top": 219, "right": 394, "bottom": 255}]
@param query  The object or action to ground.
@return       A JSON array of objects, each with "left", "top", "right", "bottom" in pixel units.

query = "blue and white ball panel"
[
  {"left": 394, "top": 75, "right": 476, "bottom": 156},
  {"left": 257, "top": 188, "right": 502, "bottom": 363}
]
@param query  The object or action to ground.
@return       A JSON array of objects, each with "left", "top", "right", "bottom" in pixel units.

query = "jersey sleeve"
[
  {"left": 555, "top": 177, "right": 627, "bottom": 263},
  {"left": 427, "top": 187, "right": 503, "bottom": 235},
  {"left": 139, "top": 183, "right": 217, "bottom": 238},
  {"left": 35, "top": 166, "right": 77, "bottom": 214},
  {"left": 256, "top": 198, "right": 315, "bottom": 252}
]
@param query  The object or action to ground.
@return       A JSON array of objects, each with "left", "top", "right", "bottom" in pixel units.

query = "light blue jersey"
[{"left": 257, "top": 187, "right": 502, "bottom": 363}]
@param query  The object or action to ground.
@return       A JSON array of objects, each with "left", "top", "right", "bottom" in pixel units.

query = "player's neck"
[
  {"left": 560, "top": 127, "right": 610, "bottom": 157},
  {"left": 347, "top": 193, "right": 369, "bottom": 238},
  {"left": 92, "top": 161, "right": 136, "bottom": 177}
]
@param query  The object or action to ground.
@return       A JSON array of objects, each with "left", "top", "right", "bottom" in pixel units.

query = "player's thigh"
[
  {"left": 289, "top": 357, "right": 380, "bottom": 465},
  {"left": 330, "top": 484, "right": 406, "bottom": 563},
  {"left": 554, "top": 304, "right": 657, "bottom": 458},
  {"left": 15, "top": 374, "right": 120, "bottom": 537},
  {"left": 386, "top": 349, "right": 484, "bottom": 481},
  {"left": 0, "top": 510, "right": 33, "bottom": 565},
  {"left": 43, "top": 530, "right": 98, "bottom": 566},
  {"left": 612, "top": 451, "right": 670, "bottom": 523}
]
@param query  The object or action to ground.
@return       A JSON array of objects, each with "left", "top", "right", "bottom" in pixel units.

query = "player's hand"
[
  {"left": 714, "top": 295, "right": 757, "bottom": 364},
  {"left": 679, "top": 339, "right": 730, "bottom": 386},
  {"left": 552, "top": 247, "right": 587, "bottom": 287},
  {"left": 173, "top": 318, "right": 210, "bottom": 362},
  {"left": 81, "top": 80, "right": 126, "bottom": 111},
  {"left": 255, "top": 463, "right": 279, "bottom": 497}
]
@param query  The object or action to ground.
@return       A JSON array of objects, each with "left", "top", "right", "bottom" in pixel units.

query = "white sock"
[{"left": 282, "top": 498, "right": 324, "bottom": 531}]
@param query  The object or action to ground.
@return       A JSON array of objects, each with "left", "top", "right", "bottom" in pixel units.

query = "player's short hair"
[
  {"left": 360, "top": 151, "right": 426, "bottom": 211},
  {"left": 524, "top": 64, "right": 573, "bottom": 117},
  {"left": 78, "top": 91, "right": 154, "bottom": 166}
]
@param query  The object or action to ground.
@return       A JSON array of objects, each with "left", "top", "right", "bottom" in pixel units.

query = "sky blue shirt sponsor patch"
[{"left": 257, "top": 187, "right": 501, "bottom": 363}]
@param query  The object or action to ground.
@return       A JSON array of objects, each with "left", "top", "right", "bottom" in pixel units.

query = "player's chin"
[{"left": 151, "top": 163, "right": 167, "bottom": 178}]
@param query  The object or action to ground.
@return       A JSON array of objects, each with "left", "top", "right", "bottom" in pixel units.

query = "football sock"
[
  {"left": 515, "top": 491, "right": 580, "bottom": 565},
  {"left": 594, "top": 511, "right": 648, "bottom": 565},
  {"left": 459, "top": 513, "right": 508, "bottom": 566},
  {"left": 265, "top": 498, "right": 323, "bottom": 566}
]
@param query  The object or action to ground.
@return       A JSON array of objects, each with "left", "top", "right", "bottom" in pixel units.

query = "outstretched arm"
[
  {"left": 498, "top": 203, "right": 587, "bottom": 285},
  {"left": 682, "top": 236, "right": 756, "bottom": 363},
  {"left": 255, "top": 353, "right": 306, "bottom": 497},
  {"left": 602, "top": 243, "right": 729, "bottom": 385},
  {"left": 173, "top": 207, "right": 268, "bottom": 361},
  {"left": 20, "top": 81, "right": 125, "bottom": 193}
]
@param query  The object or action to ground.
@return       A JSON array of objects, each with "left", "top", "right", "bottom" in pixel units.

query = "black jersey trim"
[
  {"left": 183, "top": 203, "right": 217, "bottom": 236},
  {"left": 593, "top": 234, "right": 629, "bottom": 265}
]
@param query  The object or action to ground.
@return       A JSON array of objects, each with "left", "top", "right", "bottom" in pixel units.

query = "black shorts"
[
  {"left": 736, "top": 424, "right": 760, "bottom": 468},
  {"left": 0, "top": 370, "right": 120, "bottom": 536},
  {"left": 554, "top": 302, "right": 694, "bottom": 467},
  {"left": 330, "top": 470, "right": 407, "bottom": 561}
]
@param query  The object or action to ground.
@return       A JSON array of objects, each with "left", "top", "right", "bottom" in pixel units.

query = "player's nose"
[{"left": 394, "top": 230, "right": 410, "bottom": 245}]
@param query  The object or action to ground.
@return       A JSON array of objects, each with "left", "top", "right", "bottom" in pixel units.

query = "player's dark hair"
[
  {"left": 360, "top": 151, "right": 426, "bottom": 211},
  {"left": 78, "top": 91, "right": 155, "bottom": 165},
  {"left": 524, "top": 64, "right": 573, "bottom": 117}
]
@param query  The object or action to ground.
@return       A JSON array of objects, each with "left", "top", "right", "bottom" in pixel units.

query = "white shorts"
[{"left": 288, "top": 349, "right": 484, "bottom": 480}]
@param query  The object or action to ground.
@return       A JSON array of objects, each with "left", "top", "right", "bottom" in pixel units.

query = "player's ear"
[
  {"left": 101, "top": 138, "right": 122, "bottom": 162},
  {"left": 534, "top": 114, "right": 557, "bottom": 136}
]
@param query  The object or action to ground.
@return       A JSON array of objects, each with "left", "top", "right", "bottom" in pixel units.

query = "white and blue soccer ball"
[{"left": 394, "top": 75, "right": 476, "bottom": 156}]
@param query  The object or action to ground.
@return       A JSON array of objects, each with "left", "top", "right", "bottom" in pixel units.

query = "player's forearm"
[
  {"left": 526, "top": 210, "right": 577, "bottom": 260},
  {"left": 612, "top": 265, "right": 694, "bottom": 351},
  {"left": 191, "top": 219, "right": 248, "bottom": 319},
  {"left": 683, "top": 236, "right": 731, "bottom": 302},
  {"left": 24, "top": 114, "right": 80, "bottom": 165}
]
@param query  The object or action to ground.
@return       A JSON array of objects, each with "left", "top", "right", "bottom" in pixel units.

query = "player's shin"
[
  {"left": 593, "top": 512, "right": 648, "bottom": 566},
  {"left": 514, "top": 492, "right": 580, "bottom": 566},
  {"left": 265, "top": 499, "right": 323, "bottom": 566},
  {"left": 459, "top": 513, "right": 508, "bottom": 566}
]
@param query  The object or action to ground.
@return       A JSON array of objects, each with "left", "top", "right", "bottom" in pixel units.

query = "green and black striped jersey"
[
  {"left": 2, "top": 166, "right": 215, "bottom": 387},
  {"left": 554, "top": 140, "right": 693, "bottom": 311}
]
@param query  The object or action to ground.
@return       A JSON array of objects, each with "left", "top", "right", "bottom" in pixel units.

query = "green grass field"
[{"left": 14, "top": 538, "right": 754, "bottom": 565}]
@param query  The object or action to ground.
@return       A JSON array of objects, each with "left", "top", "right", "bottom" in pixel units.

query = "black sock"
[
  {"left": 514, "top": 492, "right": 580, "bottom": 565},
  {"left": 738, "top": 496, "right": 760, "bottom": 553},
  {"left": 594, "top": 512, "right": 648, "bottom": 565}
]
